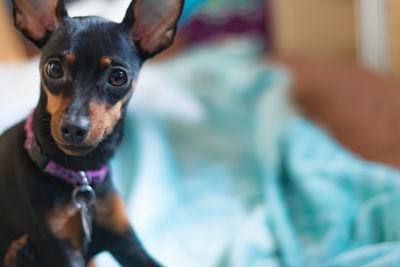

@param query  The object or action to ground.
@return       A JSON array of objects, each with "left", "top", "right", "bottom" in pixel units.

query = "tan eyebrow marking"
[
  {"left": 64, "top": 53, "right": 75, "bottom": 65},
  {"left": 101, "top": 56, "right": 113, "bottom": 67}
]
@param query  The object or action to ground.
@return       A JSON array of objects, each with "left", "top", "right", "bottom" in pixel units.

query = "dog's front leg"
[
  {"left": 37, "top": 203, "right": 87, "bottom": 267},
  {"left": 90, "top": 192, "right": 160, "bottom": 267},
  {"left": 4, "top": 233, "right": 85, "bottom": 267},
  {"left": 3, "top": 235, "right": 37, "bottom": 267}
]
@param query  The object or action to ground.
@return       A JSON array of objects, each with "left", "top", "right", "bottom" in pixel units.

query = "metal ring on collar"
[{"left": 72, "top": 185, "right": 96, "bottom": 209}]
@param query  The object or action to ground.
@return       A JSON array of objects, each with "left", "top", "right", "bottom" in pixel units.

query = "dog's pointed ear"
[
  {"left": 12, "top": 0, "right": 68, "bottom": 48},
  {"left": 122, "top": 0, "right": 184, "bottom": 59}
]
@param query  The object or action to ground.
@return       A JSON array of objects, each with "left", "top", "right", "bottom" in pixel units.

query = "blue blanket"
[{"left": 96, "top": 39, "right": 400, "bottom": 267}]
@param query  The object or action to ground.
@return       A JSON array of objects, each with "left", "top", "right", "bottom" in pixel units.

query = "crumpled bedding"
[
  {"left": 99, "top": 39, "right": 400, "bottom": 267},
  {"left": 1, "top": 34, "right": 400, "bottom": 267}
]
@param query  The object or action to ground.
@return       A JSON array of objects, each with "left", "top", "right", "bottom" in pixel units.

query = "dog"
[{"left": 0, "top": 0, "right": 184, "bottom": 266}]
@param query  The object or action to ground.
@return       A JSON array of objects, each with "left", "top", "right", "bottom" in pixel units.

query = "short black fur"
[{"left": 0, "top": 0, "right": 184, "bottom": 266}]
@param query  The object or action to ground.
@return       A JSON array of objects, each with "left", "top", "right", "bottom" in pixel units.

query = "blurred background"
[{"left": 2, "top": 0, "right": 400, "bottom": 266}]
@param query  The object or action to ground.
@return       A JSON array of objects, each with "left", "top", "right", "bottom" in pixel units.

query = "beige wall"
[
  {"left": 272, "top": 0, "right": 356, "bottom": 60},
  {"left": 0, "top": 1, "right": 26, "bottom": 61}
]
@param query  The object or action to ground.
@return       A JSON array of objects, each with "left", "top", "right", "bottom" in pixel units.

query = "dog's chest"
[{"left": 45, "top": 201, "right": 91, "bottom": 251}]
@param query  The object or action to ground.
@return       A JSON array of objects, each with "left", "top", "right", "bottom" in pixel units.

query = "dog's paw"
[{"left": 3, "top": 235, "right": 37, "bottom": 267}]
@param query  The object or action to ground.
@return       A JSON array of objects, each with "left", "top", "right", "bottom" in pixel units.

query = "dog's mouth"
[{"left": 58, "top": 143, "right": 96, "bottom": 157}]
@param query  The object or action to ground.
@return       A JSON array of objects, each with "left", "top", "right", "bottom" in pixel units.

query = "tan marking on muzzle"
[
  {"left": 86, "top": 81, "right": 136, "bottom": 145},
  {"left": 43, "top": 85, "right": 72, "bottom": 146}
]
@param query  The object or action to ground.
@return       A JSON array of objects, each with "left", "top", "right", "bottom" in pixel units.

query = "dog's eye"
[
  {"left": 45, "top": 61, "right": 63, "bottom": 79},
  {"left": 109, "top": 69, "right": 128, "bottom": 86}
]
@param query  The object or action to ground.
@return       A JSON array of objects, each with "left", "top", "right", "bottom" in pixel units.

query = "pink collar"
[{"left": 24, "top": 111, "right": 109, "bottom": 185}]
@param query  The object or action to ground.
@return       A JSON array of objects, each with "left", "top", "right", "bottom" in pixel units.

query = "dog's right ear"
[{"left": 12, "top": 0, "right": 68, "bottom": 48}]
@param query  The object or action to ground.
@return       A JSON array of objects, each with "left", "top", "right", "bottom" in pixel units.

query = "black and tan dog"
[{"left": 0, "top": 0, "right": 184, "bottom": 266}]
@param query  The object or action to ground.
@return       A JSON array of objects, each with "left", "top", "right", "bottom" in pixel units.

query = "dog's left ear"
[
  {"left": 12, "top": 0, "right": 68, "bottom": 47},
  {"left": 122, "top": 0, "right": 184, "bottom": 59}
]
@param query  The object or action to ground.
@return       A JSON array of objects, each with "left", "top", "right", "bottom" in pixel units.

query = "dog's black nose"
[{"left": 60, "top": 117, "right": 90, "bottom": 144}]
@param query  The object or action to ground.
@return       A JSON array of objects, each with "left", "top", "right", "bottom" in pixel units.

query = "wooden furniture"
[
  {"left": 278, "top": 58, "right": 400, "bottom": 169},
  {"left": 271, "top": 0, "right": 356, "bottom": 60},
  {"left": 0, "top": 1, "right": 26, "bottom": 61},
  {"left": 388, "top": 0, "right": 400, "bottom": 81}
]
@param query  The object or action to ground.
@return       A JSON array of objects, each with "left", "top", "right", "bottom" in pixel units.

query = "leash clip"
[
  {"left": 71, "top": 171, "right": 96, "bottom": 241},
  {"left": 71, "top": 171, "right": 96, "bottom": 209}
]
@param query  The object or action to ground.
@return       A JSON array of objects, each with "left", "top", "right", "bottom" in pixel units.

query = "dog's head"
[{"left": 12, "top": 0, "right": 183, "bottom": 156}]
